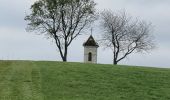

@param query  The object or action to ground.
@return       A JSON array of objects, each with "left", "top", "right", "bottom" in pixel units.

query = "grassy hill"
[{"left": 0, "top": 60, "right": 170, "bottom": 100}]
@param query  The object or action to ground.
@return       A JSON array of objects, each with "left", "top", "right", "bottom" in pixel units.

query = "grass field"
[{"left": 0, "top": 60, "right": 170, "bottom": 100}]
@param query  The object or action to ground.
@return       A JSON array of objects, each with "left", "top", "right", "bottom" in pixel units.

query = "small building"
[{"left": 83, "top": 35, "right": 99, "bottom": 63}]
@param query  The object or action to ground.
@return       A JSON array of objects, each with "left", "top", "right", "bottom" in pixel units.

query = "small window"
[{"left": 88, "top": 52, "right": 92, "bottom": 61}]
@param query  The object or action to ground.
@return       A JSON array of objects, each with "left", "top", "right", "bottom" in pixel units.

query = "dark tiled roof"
[{"left": 83, "top": 35, "right": 99, "bottom": 47}]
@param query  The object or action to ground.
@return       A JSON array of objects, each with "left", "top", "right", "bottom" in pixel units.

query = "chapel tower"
[{"left": 83, "top": 35, "right": 99, "bottom": 63}]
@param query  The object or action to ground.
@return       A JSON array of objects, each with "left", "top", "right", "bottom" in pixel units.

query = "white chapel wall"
[{"left": 84, "top": 46, "right": 98, "bottom": 63}]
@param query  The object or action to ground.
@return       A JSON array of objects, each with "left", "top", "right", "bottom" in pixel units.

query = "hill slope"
[{"left": 0, "top": 60, "right": 170, "bottom": 100}]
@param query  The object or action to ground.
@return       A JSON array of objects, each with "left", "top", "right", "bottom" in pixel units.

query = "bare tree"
[
  {"left": 100, "top": 10, "right": 155, "bottom": 65},
  {"left": 25, "top": 0, "right": 97, "bottom": 62}
]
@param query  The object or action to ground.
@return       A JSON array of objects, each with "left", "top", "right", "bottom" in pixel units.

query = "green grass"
[{"left": 0, "top": 60, "right": 170, "bottom": 100}]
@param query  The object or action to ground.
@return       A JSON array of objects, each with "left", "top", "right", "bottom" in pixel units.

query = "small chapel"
[{"left": 83, "top": 35, "right": 99, "bottom": 63}]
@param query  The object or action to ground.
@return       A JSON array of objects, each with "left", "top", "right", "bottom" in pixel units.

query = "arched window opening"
[{"left": 88, "top": 52, "right": 92, "bottom": 61}]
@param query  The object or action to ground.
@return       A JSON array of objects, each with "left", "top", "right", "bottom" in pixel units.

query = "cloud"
[{"left": 0, "top": 27, "right": 58, "bottom": 61}]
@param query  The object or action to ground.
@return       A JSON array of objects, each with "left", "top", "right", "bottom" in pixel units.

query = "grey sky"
[{"left": 0, "top": 0, "right": 170, "bottom": 68}]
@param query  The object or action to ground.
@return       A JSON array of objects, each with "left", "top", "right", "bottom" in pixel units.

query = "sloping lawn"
[{"left": 0, "top": 60, "right": 170, "bottom": 100}]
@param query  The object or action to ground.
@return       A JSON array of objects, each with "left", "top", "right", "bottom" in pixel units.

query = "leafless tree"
[
  {"left": 25, "top": 0, "right": 97, "bottom": 62},
  {"left": 100, "top": 10, "right": 155, "bottom": 65}
]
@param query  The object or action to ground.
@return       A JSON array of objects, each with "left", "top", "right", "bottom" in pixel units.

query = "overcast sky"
[{"left": 0, "top": 0, "right": 170, "bottom": 68}]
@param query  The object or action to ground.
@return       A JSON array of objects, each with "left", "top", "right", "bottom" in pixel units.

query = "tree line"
[{"left": 25, "top": 0, "right": 155, "bottom": 65}]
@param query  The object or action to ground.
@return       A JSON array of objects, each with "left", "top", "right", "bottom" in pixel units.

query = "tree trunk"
[
  {"left": 113, "top": 61, "right": 117, "bottom": 65},
  {"left": 113, "top": 59, "right": 118, "bottom": 65},
  {"left": 57, "top": 46, "right": 68, "bottom": 62},
  {"left": 56, "top": 39, "right": 68, "bottom": 62},
  {"left": 62, "top": 56, "right": 67, "bottom": 62},
  {"left": 62, "top": 45, "right": 68, "bottom": 62}
]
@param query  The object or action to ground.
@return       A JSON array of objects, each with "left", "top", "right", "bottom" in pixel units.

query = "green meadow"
[{"left": 0, "top": 60, "right": 170, "bottom": 100}]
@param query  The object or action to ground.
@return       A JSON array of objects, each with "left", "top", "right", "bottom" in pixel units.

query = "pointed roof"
[{"left": 83, "top": 35, "right": 99, "bottom": 47}]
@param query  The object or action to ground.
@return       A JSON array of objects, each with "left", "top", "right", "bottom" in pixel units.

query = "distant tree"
[
  {"left": 25, "top": 0, "right": 96, "bottom": 62},
  {"left": 100, "top": 10, "right": 155, "bottom": 65}
]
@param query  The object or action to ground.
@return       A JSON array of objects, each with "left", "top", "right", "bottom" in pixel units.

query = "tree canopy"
[
  {"left": 25, "top": 0, "right": 97, "bottom": 61},
  {"left": 100, "top": 10, "right": 155, "bottom": 65}
]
